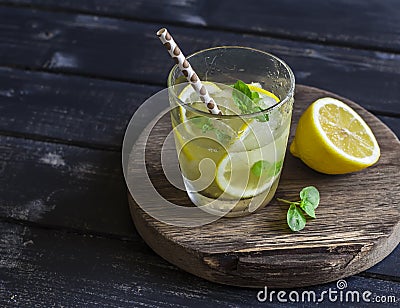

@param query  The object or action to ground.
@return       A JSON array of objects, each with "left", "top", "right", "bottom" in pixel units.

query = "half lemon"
[{"left": 290, "top": 97, "right": 380, "bottom": 174}]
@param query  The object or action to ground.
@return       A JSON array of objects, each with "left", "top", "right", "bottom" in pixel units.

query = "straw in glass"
[{"left": 156, "top": 28, "right": 222, "bottom": 115}]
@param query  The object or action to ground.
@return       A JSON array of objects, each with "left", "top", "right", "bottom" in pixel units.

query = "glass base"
[{"left": 186, "top": 177, "right": 280, "bottom": 218}]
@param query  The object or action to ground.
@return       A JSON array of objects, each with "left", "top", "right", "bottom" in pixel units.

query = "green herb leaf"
[
  {"left": 232, "top": 80, "right": 254, "bottom": 114},
  {"left": 272, "top": 160, "right": 283, "bottom": 176},
  {"left": 233, "top": 80, "right": 253, "bottom": 99},
  {"left": 277, "top": 186, "right": 320, "bottom": 231},
  {"left": 287, "top": 203, "right": 306, "bottom": 232},
  {"left": 191, "top": 117, "right": 213, "bottom": 133},
  {"left": 299, "top": 186, "right": 319, "bottom": 218},
  {"left": 189, "top": 117, "right": 231, "bottom": 143},
  {"left": 251, "top": 160, "right": 270, "bottom": 177},
  {"left": 300, "top": 201, "right": 316, "bottom": 218},
  {"left": 251, "top": 91, "right": 260, "bottom": 100},
  {"left": 251, "top": 160, "right": 283, "bottom": 177},
  {"left": 215, "top": 129, "right": 231, "bottom": 143},
  {"left": 231, "top": 80, "right": 269, "bottom": 122},
  {"left": 255, "top": 109, "right": 269, "bottom": 122},
  {"left": 300, "top": 186, "right": 320, "bottom": 209}
]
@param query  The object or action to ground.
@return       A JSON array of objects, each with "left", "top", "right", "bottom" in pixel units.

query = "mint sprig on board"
[
  {"left": 277, "top": 186, "right": 320, "bottom": 232},
  {"left": 231, "top": 80, "right": 269, "bottom": 122}
]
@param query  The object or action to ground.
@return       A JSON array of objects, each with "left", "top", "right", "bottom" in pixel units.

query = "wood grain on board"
[{"left": 128, "top": 85, "right": 400, "bottom": 288}]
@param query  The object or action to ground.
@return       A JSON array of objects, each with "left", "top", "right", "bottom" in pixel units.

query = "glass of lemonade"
[{"left": 168, "top": 46, "right": 295, "bottom": 217}]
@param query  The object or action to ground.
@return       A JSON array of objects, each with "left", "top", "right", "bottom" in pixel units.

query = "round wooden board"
[{"left": 127, "top": 85, "right": 400, "bottom": 288}]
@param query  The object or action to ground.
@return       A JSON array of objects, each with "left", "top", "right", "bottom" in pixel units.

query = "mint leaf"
[
  {"left": 255, "top": 107, "right": 269, "bottom": 122},
  {"left": 299, "top": 186, "right": 319, "bottom": 218},
  {"left": 300, "top": 186, "right": 320, "bottom": 209},
  {"left": 251, "top": 160, "right": 283, "bottom": 177},
  {"left": 272, "top": 160, "right": 283, "bottom": 176},
  {"left": 215, "top": 129, "right": 231, "bottom": 143},
  {"left": 231, "top": 80, "right": 269, "bottom": 122},
  {"left": 191, "top": 117, "right": 213, "bottom": 133},
  {"left": 287, "top": 203, "right": 306, "bottom": 232},
  {"left": 251, "top": 92, "right": 269, "bottom": 122},
  {"left": 202, "top": 123, "right": 213, "bottom": 133},
  {"left": 189, "top": 117, "right": 231, "bottom": 143},
  {"left": 277, "top": 186, "right": 320, "bottom": 231},
  {"left": 251, "top": 160, "right": 270, "bottom": 177},
  {"left": 233, "top": 80, "right": 253, "bottom": 99},
  {"left": 251, "top": 91, "right": 260, "bottom": 100},
  {"left": 300, "top": 201, "right": 316, "bottom": 218},
  {"left": 232, "top": 81, "right": 254, "bottom": 114}
]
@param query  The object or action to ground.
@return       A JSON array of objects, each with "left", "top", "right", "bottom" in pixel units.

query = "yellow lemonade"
[{"left": 170, "top": 82, "right": 292, "bottom": 217}]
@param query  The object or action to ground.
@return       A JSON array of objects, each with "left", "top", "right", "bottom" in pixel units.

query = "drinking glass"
[{"left": 168, "top": 46, "right": 295, "bottom": 217}]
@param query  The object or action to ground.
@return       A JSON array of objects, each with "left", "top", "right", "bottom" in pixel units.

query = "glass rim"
[{"left": 167, "top": 46, "right": 295, "bottom": 119}]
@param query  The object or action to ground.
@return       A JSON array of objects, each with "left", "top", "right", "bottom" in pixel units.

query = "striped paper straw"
[{"left": 156, "top": 28, "right": 222, "bottom": 115}]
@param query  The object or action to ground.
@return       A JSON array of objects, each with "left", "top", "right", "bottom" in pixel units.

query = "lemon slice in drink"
[
  {"left": 178, "top": 82, "right": 244, "bottom": 137},
  {"left": 176, "top": 81, "right": 281, "bottom": 178},
  {"left": 174, "top": 82, "right": 221, "bottom": 160},
  {"left": 248, "top": 83, "right": 280, "bottom": 103},
  {"left": 178, "top": 81, "right": 279, "bottom": 117},
  {"left": 178, "top": 81, "right": 221, "bottom": 117},
  {"left": 290, "top": 97, "right": 380, "bottom": 174},
  {"left": 177, "top": 82, "right": 249, "bottom": 140},
  {"left": 215, "top": 128, "right": 284, "bottom": 199},
  {"left": 215, "top": 148, "right": 279, "bottom": 198},
  {"left": 177, "top": 82, "right": 279, "bottom": 136}
]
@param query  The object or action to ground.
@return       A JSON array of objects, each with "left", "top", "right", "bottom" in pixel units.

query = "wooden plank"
[
  {"left": 0, "top": 68, "right": 398, "bottom": 150},
  {"left": 1, "top": 0, "right": 400, "bottom": 52},
  {"left": 0, "top": 7, "right": 399, "bottom": 116},
  {"left": 0, "top": 67, "right": 160, "bottom": 149},
  {"left": 0, "top": 135, "right": 135, "bottom": 238},
  {"left": 1, "top": 222, "right": 399, "bottom": 307}
]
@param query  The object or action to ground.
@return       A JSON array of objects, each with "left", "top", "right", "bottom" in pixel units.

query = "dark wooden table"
[{"left": 0, "top": 1, "right": 399, "bottom": 306}]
